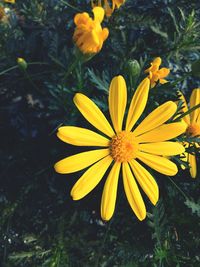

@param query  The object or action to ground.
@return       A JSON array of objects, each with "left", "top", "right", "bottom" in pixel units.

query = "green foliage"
[{"left": 184, "top": 198, "right": 200, "bottom": 217}]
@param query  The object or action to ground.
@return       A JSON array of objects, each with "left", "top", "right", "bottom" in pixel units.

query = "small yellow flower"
[
  {"left": 54, "top": 76, "right": 186, "bottom": 221},
  {"left": 91, "top": 0, "right": 125, "bottom": 17},
  {"left": 145, "top": 57, "right": 170, "bottom": 88},
  {"left": 178, "top": 89, "right": 200, "bottom": 178},
  {"left": 73, "top": 7, "right": 109, "bottom": 54},
  {"left": 4, "top": 0, "right": 15, "bottom": 4},
  {"left": 0, "top": 7, "right": 5, "bottom": 20}
]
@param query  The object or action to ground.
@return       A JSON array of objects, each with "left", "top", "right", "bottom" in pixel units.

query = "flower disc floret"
[{"left": 110, "top": 131, "right": 138, "bottom": 162}]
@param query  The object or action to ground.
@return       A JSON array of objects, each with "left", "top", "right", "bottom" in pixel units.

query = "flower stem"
[
  {"left": 167, "top": 176, "right": 189, "bottom": 200},
  {"left": 0, "top": 62, "right": 49, "bottom": 76}
]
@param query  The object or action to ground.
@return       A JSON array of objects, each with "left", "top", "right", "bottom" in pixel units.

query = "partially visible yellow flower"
[
  {"left": 145, "top": 57, "right": 170, "bottom": 88},
  {"left": 73, "top": 7, "right": 109, "bottom": 54},
  {"left": 0, "top": 7, "right": 5, "bottom": 20},
  {"left": 91, "top": 0, "right": 125, "bottom": 17},
  {"left": 54, "top": 75, "right": 186, "bottom": 221},
  {"left": 178, "top": 89, "right": 200, "bottom": 178},
  {"left": 4, "top": 0, "right": 15, "bottom": 4}
]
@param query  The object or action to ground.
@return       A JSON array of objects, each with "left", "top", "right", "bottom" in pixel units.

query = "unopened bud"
[
  {"left": 17, "top": 58, "right": 27, "bottom": 70},
  {"left": 125, "top": 59, "right": 141, "bottom": 79}
]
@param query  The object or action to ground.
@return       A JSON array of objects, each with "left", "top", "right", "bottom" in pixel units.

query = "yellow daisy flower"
[
  {"left": 91, "top": 0, "right": 125, "bottom": 17},
  {"left": 73, "top": 7, "right": 109, "bottom": 54},
  {"left": 178, "top": 89, "right": 200, "bottom": 178},
  {"left": 54, "top": 76, "right": 186, "bottom": 221},
  {"left": 145, "top": 57, "right": 170, "bottom": 88}
]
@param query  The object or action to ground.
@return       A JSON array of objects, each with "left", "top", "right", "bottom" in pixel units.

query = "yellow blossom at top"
[
  {"left": 91, "top": 0, "right": 125, "bottom": 17},
  {"left": 178, "top": 89, "right": 200, "bottom": 178},
  {"left": 54, "top": 75, "right": 186, "bottom": 221},
  {"left": 4, "top": 0, "right": 15, "bottom": 4},
  {"left": 0, "top": 7, "right": 5, "bottom": 20},
  {"left": 145, "top": 57, "right": 170, "bottom": 88},
  {"left": 73, "top": 7, "right": 109, "bottom": 54}
]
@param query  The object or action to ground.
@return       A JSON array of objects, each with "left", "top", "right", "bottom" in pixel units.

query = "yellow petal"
[
  {"left": 91, "top": 29, "right": 100, "bottom": 46},
  {"left": 129, "top": 160, "right": 159, "bottom": 205},
  {"left": 93, "top": 6, "right": 105, "bottom": 22},
  {"left": 57, "top": 126, "right": 110, "bottom": 147},
  {"left": 101, "top": 162, "right": 121, "bottom": 221},
  {"left": 190, "top": 88, "right": 200, "bottom": 123},
  {"left": 71, "top": 155, "right": 113, "bottom": 200},
  {"left": 126, "top": 78, "right": 150, "bottom": 131},
  {"left": 136, "top": 122, "right": 187, "bottom": 143},
  {"left": 159, "top": 79, "right": 168, "bottom": 84},
  {"left": 109, "top": 76, "right": 127, "bottom": 133},
  {"left": 74, "top": 12, "right": 89, "bottom": 25},
  {"left": 139, "top": 142, "right": 185, "bottom": 156},
  {"left": 188, "top": 153, "right": 197, "bottom": 178},
  {"left": 177, "top": 91, "right": 190, "bottom": 125},
  {"left": 137, "top": 151, "right": 178, "bottom": 176},
  {"left": 54, "top": 148, "right": 110, "bottom": 174},
  {"left": 74, "top": 93, "right": 115, "bottom": 138},
  {"left": 157, "top": 68, "right": 170, "bottom": 79},
  {"left": 122, "top": 162, "right": 146, "bottom": 221},
  {"left": 102, "top": 28, "right": 109, "bottom": 41},
  {"left": 133, "top": 101, "right": 177, "bottom": 136},
  {"left": 114, "top": 0, "right": 125, "bottom": 8},
  {"left": 153, "top": 57, "right": 162, "bottom": 66}
]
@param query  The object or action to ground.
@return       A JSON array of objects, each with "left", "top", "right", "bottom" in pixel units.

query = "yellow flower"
[
  {"left": 0, "top": 7, "right": 5, "bottom": 20},
  {"left": 73, "top": 7, "right": 109, "bottom": 54},
  {"left": 145, "top": 57, "right": 170, "bottom": 88},
  {"left": 4, "top": 0, "right": 15, "bottom": 4},
  {"left": 178, "top": 89, "right": 200, "bottom": 178},
  {"left": 91, "top": 0, "right": 125, "bottom": 17},
  {"left": 54, "top": 76, "right": 185, "bottom": 221}
]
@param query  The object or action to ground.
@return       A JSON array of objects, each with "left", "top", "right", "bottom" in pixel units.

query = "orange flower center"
[
  {"left": 110, "top": 131, "right": 138, "bottom": 162},
  {"left": 186, "top": 123, "right": 200, "bottom": 137}
]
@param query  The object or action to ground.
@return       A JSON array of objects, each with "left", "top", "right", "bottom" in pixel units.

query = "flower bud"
[
  {"left": 125, "top": 59, "right": 141, "bottom": 79},
  {"left": 17, "top": 58, "right": 28, "bottom": 70}
]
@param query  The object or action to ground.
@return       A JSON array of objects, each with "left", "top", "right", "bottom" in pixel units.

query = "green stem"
[
  {"left": 22, "top": 70, "right": 43, "bottom": 94},
  {"left": 0, "top": 62, "right": 49, "bottom": 76},
  {"left": 95, "top": 220, "right": 113, "bottom": 267},
  {"left": 174, "top": 103, "right": 200, "bottom": 122},
  {"left": 60, "top": 0, "right": 82, "bottom": 11},
  {"left": 167, "top": 176, "right": 189, "bottom": 200},
  {"left": 62, "top": 56, "right": 81, "bottom": 82},
  {"left": 0, "top": 65, "right": 18, "bottom": 76}
]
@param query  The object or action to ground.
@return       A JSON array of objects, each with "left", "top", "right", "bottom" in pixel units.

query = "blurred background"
[{"left": 0, "top": 0, "right": 200, "bottom": 266}]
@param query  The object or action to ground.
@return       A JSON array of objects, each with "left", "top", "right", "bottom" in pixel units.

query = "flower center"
[
  {"left": 186, "top": 123, "right": 200, "bottom": 137},
  {"left": 110, "top": 131, "right": 138, "bottom": 162}
]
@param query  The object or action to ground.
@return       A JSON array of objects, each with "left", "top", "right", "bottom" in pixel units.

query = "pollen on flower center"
[
  {"left": 110, "top": 131, "right": 138, "bottom": 162},
  {"left": 186, "top": 123, "right": 200, "bottom": 137}
]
